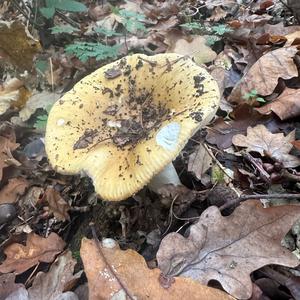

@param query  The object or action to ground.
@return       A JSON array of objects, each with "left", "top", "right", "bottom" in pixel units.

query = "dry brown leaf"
[
  {"left": 188, "top": 143, "right": 213, "bottom": 181},
  {"left": 292, "top": 140, "right": 300, "bottom": 151},
  {"left": 229, "top": 46, "right": 299, "bottom": 103},
  {"left": 28, "top": 251, "right": 82, "bottom": 300},
  {"left": 0, "top": 21, "right": 41, "bottom": 70},
  {"left": 168, "top": 35, "right": 217, "bottom": 64},
  {"left": 0, "top": 273, "right": 24, "bottom": 299},
  {"left": 206, "top": 104, "right": 270, "bottom": 149},
  {"left": 232, "top": 124, "right": 300, "bottom": 168},
  {"left": 0, "top": 232, "right": 65, "bottom": 274},
  {"left": 157, "top": 200, "right": 300, "bottom": 299},
  {"left": 44, "top": 187, "right": 71, "bottom": 221},
  {"left": 0, "top": 134, "right": 20, "bottom": 181},
  {"left": 80, "top": 238, "right": 233, "bottom": 300},
  {"left": 256, "top": 87, "right": 300, "bottom": 120},
  {"left": 0, "top": 177, "right": 29, "bottom": 204}
]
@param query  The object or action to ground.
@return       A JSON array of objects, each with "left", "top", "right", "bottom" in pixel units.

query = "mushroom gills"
[{"left": 148, "top": 162, "right": 181, "bottom": 193}]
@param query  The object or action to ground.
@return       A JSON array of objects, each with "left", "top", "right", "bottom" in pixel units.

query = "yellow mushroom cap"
[{"left": 45, "top": 53, "right": 220, "bottom": 201}]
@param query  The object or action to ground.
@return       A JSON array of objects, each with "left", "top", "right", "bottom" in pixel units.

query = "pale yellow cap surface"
[{"left": 45, "top": 53, "right": 220, "bottom": 201}]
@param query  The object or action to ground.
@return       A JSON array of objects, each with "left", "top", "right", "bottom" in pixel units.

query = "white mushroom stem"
[{"left": 148, "top": 162, "right": 181, "bottom": 193}]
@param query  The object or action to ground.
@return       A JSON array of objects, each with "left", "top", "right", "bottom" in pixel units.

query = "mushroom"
[{"left": 45, "top": 53, "right": 219, "bottom": 201}]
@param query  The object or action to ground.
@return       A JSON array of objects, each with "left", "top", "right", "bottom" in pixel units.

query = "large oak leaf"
[
  {"left": 157, "top": 200, "right": 300, "bottom": 299},
  {"left": 80, "top": 238, "right": 233, "bottom": 300},
  {"left": 228, "top": 46, "right": 299, "bottom": 103}
]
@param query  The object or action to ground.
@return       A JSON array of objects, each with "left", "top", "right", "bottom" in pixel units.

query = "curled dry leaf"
[
  {"left": 44, "top": 187, "right": 71, "bottom": 222},
  {"left": 28, "top": 251, "right": 82, "bottom": 300},
  {"left": 0, "top": 21, "right": 41, "bottom": 70},
  {"left": 80, "top": 238, "right": 233, "bottom": 300},
  {"left": 0, "top": 177, "right": 29, "bottom": 204},
  {"left": 229, "top": 46, "right": 299, "bottom": 103},
  {"left": 0, "top": 232, "right": 65, "bottom": 274},
  {"left": 232, "top": 124, "right": 300, "bottom": 168},
  {"left": 256, "top": 87, "right": 300, "bottom": 120},
  {"left": 157, "top": 200, "right": 300, "bottom": 299}
]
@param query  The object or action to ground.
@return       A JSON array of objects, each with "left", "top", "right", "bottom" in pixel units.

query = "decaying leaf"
[
  {"left": 0, "top": 232, "right": 65, "bottom": 274},
  {"left": 44, "top": 187, "right": 71, "bottom": 221},
  {"left": 229, "top": 47, "right": 299, "bottom": 103},
  {"left": 188, "top": 143, "right": 212, "bottom": 181},
  {"left": 0, "top": 273, "right": 24, "bottom": 299},
  {"left": 168, "top": 35, "right": 217, "bottom": 64},
  {"left": 80, "top": 238, "right": 233, "bottom": 300},
  {"left": 0, "top": 177, "right": 29, "bottom": 204},
  {"left": 28, "top": 251, "right": 82, "bottom": 300},
  {"left": 256, "top": 87, "right": 300, "bottom": 120},
  {"left": 0, "top": 21, "right": 41, "bottom": 70},
  {"left": 232, "top": 124, "right": 300, "bottom": 168},
  {"left": 157, "top": 200, "right": 300, "bottom": 299}
]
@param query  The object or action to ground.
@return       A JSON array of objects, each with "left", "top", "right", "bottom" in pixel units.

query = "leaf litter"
[{"left": 1, "top": 0, "right": 300, "bottom": 299}]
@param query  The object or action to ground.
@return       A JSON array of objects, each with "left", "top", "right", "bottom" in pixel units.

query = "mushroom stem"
[{"left": 148, "top": 162, "right": 181, "bottom": 193}]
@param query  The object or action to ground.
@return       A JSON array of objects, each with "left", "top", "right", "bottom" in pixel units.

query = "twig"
[
  {"left": 220, "top": 193, "right": 300, "bottom": 211},
  {"left": 90, "top": 223, "right": 135, "bottom": 300},
  {"left": 242, "top": 151, "right": 271, "bottom": 184},
  {"left": 55, "top": 10, "right": 80, "bottom": 28}
]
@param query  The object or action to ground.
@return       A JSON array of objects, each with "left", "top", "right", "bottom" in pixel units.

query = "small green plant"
[
  {"left": 40, "top": 0, "right": 87, "bottom": 19},
  {"left": 112, "top": 8, "right": 147, "bottom": 33},
  {"left": 243, "top": 89, "right": 266, "bottom": 103},
  {"left": 50, "top": 24, "right": 80, "bottom": 34},
  {"left": 34, "top": 104, "right": 53, "bottom": 130},
  {"left": 180, "top": 22, "right": 205, "bottom": 31},
  {"left": 65, "top": 42, "right": 120, "bottom": 62},
  {"left": 211, "top": 24, "right": 233, "bottom": 35}
]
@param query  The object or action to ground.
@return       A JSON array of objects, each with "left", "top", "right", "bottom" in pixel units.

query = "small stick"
[
  {"left": 220, "top": 193, "right": 300, "bottom": 211},
  {"left": 90, "top": 223, "right": 135, "bottom": 300}
]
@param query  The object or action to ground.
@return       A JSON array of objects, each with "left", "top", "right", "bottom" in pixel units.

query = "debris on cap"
[{"left": 45, "top": 53, "right": 220, "bottom": 201}]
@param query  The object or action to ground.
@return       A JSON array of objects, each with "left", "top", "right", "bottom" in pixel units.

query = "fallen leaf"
[
  {"left": 0, "top": 21, "right": 41, "bottom": 70},
  {"left": 0, "top": 177, "right": 29, "bottom": 204},
  {"left": 44, "top": 187, "right": 71, "bottom": 221},
  {"left": 206, "top": 104, "right": 270, "bottom": 149},
  {"left": 292, "top": 140, "right": 300, "bottom": 151},
  {"left": 4, "top": 286, "right": 29, "bottom": 300},
  {"left": 157, "top": 200, "right": 300, "bottom": 299},
  {"left": 80, "top": 238, "right": 233, "bottom": 300},
  {"left": 188, "top": 143, "right": 213, "bottom": 181},
  {"left": 232, "top": 124, "right": 300, "bottom": 168},
  {"left": 19, "top": 91, "right": 61, "bottom": 122},
  {"left": 0, "top": 232, "right": 65, "bottom": 274},
  {"left": 229, "top": 46, "right": 299, "bottom": 103},
  {"left": 28, "top": 251, "right": 82, "bottom": 300},
  {"left": 0, "top": 273, "right": 24, "bottom": 299},
  {"left": 256, "top": 87, "right": 300, "bottom": 120},
  {"left": 0, "top": 134, "right": 20, "bottom": 181},
  {"left": 168, "top": 35, "right": 217, "bottom": 64}
]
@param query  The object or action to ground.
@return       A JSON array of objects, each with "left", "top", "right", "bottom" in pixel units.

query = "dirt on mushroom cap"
[{"left": 45, "top": 53, "right": 220, "bottom": 201}]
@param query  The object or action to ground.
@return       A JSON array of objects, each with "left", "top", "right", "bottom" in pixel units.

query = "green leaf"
[
  {"left": 205, "top": 35, "right": 220, "bottom": 46},
  {"left": 34, "top": 114, "right": 48, "bottom": 130},
  {"left": 46, "top": 0, "right": 87, "bottom": 12},
  {"left": 35, "top": 59, "right": 49, "bottom": 73},
  {"left": 40, "top": 6, "right": 55, "bottom": 18},
  {"left": 180, "top": 22, "right": 205, "bottom": 31},
  {"left": 211, "top": 24, "right": 232, "bottom": 35},
  {"left": 116, "top": 9, "right": 147, "bottom": 33},
  {"left": 50, "top": 25, "right": 80, "bottom": 34},
  {"left": 256, "top": 97, "right": 266, "bottom": 103},
  {"left": 65, "top": 42, "right": 120, "bottom": 62}
]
